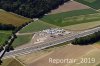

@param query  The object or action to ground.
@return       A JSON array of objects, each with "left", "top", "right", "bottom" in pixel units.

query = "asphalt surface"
[{"left": 2, "top": 27, "right": 100, "bottom": 59}]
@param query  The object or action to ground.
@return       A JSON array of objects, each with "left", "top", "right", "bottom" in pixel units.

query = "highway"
[{"left": 2, "top": 27, "right": 100, "bottom": 59}]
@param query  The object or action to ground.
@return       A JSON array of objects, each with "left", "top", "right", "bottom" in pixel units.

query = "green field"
[
  {"left": 19, "top": 20, "right": 57, "bottom": 33},
  {"left": 41, "top": 9, "right": 98, "bottom": 27},
  {"left": 0, "top": 58, "right": 23, "bottom": 66},
  {"left": 12, "top": 34, "right": 33, "bottom": 47},
  {"left": 0, "top": 9, "right": 31, "bottom": 27},
  {"left": 75, "top": 0, "right": 100, "bottom": 9},
  {"left": 0, "top": 31, "right": 12, "bottom": 46},
  {"left": 63, "top": 21, "right": 100, "bottom": 31}
]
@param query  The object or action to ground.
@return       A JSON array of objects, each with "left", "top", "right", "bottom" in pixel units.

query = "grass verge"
[
  {"left": 0, "top": 31, "right": 12, "bottom": 46},
  {"left": 12, "top": 34, "right": 33, "bottom": 48}
]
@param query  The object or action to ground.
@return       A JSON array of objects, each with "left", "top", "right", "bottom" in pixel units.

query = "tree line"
[
  {"left": 0, "top": 0, "right": 70, "bottom": 18},
  {"left": 0, "top": 33, "right": 17, "bottom": 64},
  {"left": 72, "top": 31, "right": 100, "bottom": 45},
  {"left": 0, "top": 23, "right": 16, "bottom": 30}
]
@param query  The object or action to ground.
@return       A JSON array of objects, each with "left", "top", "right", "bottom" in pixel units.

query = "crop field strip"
[
  {"left": 63, "top": 20, "right": 100, "bottom": 31},
  {"left": 0, "top": 10, "right": 31, "bottom": 27},
  {"left": 41, "top": 9, "right": 98, "bottom": 27},
  {"left": 49, "top": 1, "right": 90, "bottom": 14},
  {"left": 67, "top": 49, "right": 100, "bottom": 66},
  {"left": 74, "top": 0, "right": 100, "bottom": 10}
]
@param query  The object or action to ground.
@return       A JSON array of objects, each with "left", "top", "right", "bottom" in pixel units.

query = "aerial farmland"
[{"left": 0, "top": 0, "right": 100, "bottom": 66}]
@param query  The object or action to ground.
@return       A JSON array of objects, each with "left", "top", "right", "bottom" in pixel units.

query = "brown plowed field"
[{"left": 49, "top": 1, "right": 90, "bottom": 14}]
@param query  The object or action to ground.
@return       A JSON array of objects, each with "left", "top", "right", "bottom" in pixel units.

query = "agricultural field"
[
  {"left": 69, "top": 49, "right": 100, "bottom": 66},
  {"left": 49, "top": 1, "right": 90, "bottom": 14},
  {"left": 12, "top": 34, "right": 33, "bottom": 48},
  {"left": 0, "top": 58, "right": 23, "bottom": 66},
  {"left": 17, "top": 44, "right": 100, "bottom": 66},
  {"left": 0, "top": 31, "right": 12, "bottom": 46},
  {"left": 0, "top": 1, "right": 100, "bottom": 66},
  {"left": 0, "top": 9, "right": 31, "bottom": 47},
  {"left": 0, "top": 9, "right": 31, "bottom": 27},
  {"left": 41, "top": 9, "right": 98, "bottom": 27},
  {"left": 19, "top": 20, "right": 57, "bottom": 33},
  {"left": 63, "top": 20, "right": 100, "bottom": 31},
  {"left": 75, "top": 0, "right": 100, "bottom": 9}
]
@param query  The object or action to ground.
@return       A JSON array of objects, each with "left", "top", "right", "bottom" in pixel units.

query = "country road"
[{"left": 1, "top": 27, "right": 100, "bottom": 59}]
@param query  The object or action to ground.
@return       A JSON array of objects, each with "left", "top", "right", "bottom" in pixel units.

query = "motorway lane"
[
  {"left": 2, "top": 27, "right": 100, "bottom": 59},
  {"left": 2, "top": 34, "right": 75, "bottom": 59}
]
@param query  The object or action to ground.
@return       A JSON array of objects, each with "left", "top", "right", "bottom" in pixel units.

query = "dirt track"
[{"left": 49, "top": 1, "right": 90, "bottom": 14}]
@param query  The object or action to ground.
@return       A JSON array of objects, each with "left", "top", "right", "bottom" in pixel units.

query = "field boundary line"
[{"left": 13, "top": 56, "right": 26, "bottom": 66}]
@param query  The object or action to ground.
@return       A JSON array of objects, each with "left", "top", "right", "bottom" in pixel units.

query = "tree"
[
  {"left": 72, "top": 31, "right": 100, "bottom": 45},
  {"left": 0, "top": 0, "right": 70, "bottom": 18}
]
